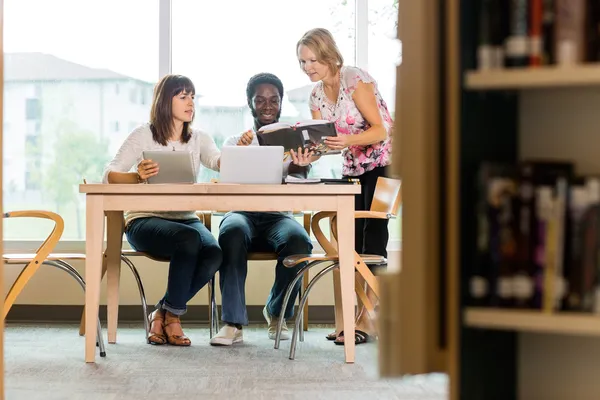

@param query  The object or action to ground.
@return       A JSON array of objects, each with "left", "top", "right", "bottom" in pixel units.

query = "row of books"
[
  {"left": 476, "top": 0, "right": 600, "bottom": 70},
  {"left": 469, "top": 160, "right": 600, "bottom": 313}
]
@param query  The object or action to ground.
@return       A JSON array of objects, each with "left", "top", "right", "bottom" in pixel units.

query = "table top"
[{"left": 79, "top": 183, "right": 361, "bottom": 195}]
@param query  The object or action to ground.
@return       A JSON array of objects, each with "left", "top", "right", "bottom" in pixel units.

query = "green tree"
[{"left": 44, "top": 121, "right": 110, "bottom": 237}]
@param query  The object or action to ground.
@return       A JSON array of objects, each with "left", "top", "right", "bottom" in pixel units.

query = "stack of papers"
[{"left": 284, "top": 176, "right": 322, "bottom": 184}]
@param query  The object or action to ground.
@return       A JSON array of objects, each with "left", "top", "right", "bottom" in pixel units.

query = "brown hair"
[
  {"left": 149, "top": 74, "right": 195, "bottom": 146},
  {"left": 296, "top": 28, "right": 344, "bottom": 74}
]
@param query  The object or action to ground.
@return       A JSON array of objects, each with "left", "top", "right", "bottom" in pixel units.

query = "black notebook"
[{"left": 256, "top": 120, "right": 341, "bottom": 157}]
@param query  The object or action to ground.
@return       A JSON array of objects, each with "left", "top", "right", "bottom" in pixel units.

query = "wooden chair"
[
  {"left": 2, "top": 210, "right": 107, "bottom": 357},
  {"left": 273, "top": 177, "right": 402, "bottom": 358},
  {"left": 204, "top": 210, "right": 312, "bottom": 338}
]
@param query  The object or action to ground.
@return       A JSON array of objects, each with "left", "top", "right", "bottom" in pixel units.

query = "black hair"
[{"left": 246, "top": 72, "right": 284, "bottom": 109}]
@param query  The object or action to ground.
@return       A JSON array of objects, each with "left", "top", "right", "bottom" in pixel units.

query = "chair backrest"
[
  {"left": 4, "top": 211, "right": 65, "bottom": 254},
  {"left": 370, "top": 177, "right": 402, "bottom": 216}
]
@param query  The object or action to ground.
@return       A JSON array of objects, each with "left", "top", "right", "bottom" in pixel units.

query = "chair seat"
[
  {"left": 122, "top": 249, "right": 277, "bottom": 263},
  {"left": 248, "top": 252, "right": 278, "bottom": 261},
  {"left": 121, "top": 249, "right": 170, "bottom": 263},
  {"left": 283, "top": 253, "right": 387, "bottom": 268},
  {"left": 3, "top": 252, "right": 86, "bottom": 263}
]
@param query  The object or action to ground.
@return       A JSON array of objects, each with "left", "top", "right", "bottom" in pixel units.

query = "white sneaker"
[
  {"left": 263, "top": 306, "right": 289, "bottom": 340},
  {"left": 210, "top": 325, "right": 243, "bottom": 346}
]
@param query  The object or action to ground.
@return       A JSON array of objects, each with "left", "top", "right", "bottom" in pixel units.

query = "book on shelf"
[
  {"left": 467, "top": 159, "right": 600, "bottom": 314},
  {"left": 256, "top": 120, "right": 341, "bottom": 158},
  {"left": 475, "top": 0, "right": 600, "bottom": 70}
]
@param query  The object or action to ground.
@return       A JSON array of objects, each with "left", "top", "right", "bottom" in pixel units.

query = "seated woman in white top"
[{"left": 103, "top": 74, "right": 222, "bottom": 347}]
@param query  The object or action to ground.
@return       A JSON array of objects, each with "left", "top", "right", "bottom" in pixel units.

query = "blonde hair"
[{"left": 297, "top": 28, "right": 344, "bottom": 74}]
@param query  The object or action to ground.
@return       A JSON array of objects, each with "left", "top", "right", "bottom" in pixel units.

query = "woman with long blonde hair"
[{"left": 297, "top": 28, "right": 394, "bottom": 346}]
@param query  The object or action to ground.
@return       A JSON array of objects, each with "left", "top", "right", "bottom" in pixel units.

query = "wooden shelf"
[
  {"left": 464, "top": 307, "right": 600, "bottom": 337},
  {"left": 464, "top": 64, "right": 600, "bottom": 90}
]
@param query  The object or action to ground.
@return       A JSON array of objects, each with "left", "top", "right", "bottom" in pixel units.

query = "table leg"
[
  {"left": 332, "top": 269, "right": 344, "bottom": 334},
  {"left": 328, "top": 215, "right": 344, "bottom": 335},
  {"left": 336, "top": 195, "right": 356, "bottom": 363},
  {"left": 85, "top": 195, "right": 105, "bottom": 363},
  {"left": 105, "top": 211, "right": 124, "bottom": 344}
]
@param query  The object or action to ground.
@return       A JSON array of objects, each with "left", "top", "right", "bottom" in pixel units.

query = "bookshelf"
[
  {"left": 465, "top": 64, "right": 600, "bottom": 90},
  {"left": 389, "top": 1, "right": 600, "bottom": 399},
  {"left": 446, "top": 1, "right": 600, "bottom": 400},
  {"left": 464, "top": 308, "right": 600, "bottom": 337}
]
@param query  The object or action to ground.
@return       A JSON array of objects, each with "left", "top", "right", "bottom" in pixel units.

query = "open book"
[{"left": 257, "top": 119, "right": 341, "bottom": 157}]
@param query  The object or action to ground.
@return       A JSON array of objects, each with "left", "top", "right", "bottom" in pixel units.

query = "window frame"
[{"left": 4, "top": 0, "right": 403, "bottom": 252}]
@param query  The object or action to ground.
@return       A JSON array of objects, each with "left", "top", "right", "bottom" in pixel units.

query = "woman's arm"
[
  {"left": 104, "top": 127, "right": 148, "bottom": 184},
  {"left": 198, "top": 131, "right": 221, "bottom": 171},
  {"left": 347, "top": 81, "right": 388, "bottom": 146},
  {"left": 107, "top": 171, "right": 140, "bottom": 184},
  {"left": 311, "top": 109, "right": 323, "bottom": 120}
]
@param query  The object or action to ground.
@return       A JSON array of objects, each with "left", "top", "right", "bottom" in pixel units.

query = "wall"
[{"left": 518, "top": 88, "right": 600, "bottom": 400}]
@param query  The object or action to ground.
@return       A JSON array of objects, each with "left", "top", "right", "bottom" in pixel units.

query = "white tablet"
[{"left": 142, "top": 150, "right": 196, "bottom": 184}]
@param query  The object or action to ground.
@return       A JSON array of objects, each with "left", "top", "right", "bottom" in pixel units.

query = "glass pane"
[
  {"left": 3, "top": 0, "right": 158, "bottom": 240},
  {"left": 172, "top": 0, "right": 356, "bottom": 181},
  {"left": 368, "top": 0, "right": 400, "bottom": 113},
  {"left": 369, "top": 0, "right": 401, "bottom": 241}
]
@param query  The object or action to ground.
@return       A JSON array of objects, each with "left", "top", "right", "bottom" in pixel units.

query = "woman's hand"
[
  {"left": 290, "top": 147, "right": 314, "bottom": 167},
  {"left": 137, "top": 159, "right": 159, "bottom": 182},
  {"left": 237, "top": 130, "right": 254, "bottom": 146},
  {"left": 324, "top": 135, "right": 350, "bottom": 150}
]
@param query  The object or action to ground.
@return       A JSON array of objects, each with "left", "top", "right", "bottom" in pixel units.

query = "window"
[
  {"left": 3, "top": 0, "right": 158, "bottom": 240},
  {"left": 368, "top": 0, "right": 401, "bottom": 242},
  {"left": 129, "top": 87, "right": 138, "bottom": 104},
  {"left": 25, "top": 98, "right": 41, "bottom": 120},
  {"left": 4, "top": 0, "right": 400, "bottom": 247},
  {"left": 172, "top": 0, "right": 355, "bottom": 184}
]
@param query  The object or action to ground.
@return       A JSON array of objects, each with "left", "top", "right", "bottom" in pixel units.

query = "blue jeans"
[
  {"left": 126, "top": 217, "right": 222, "bottom": 316},
  {"left": 218, "top": 212, "right": 313, "bottom": 326}
]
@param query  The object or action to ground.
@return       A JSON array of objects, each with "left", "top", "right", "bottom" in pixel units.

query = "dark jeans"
[
  {"left": 218, "top": 212, "right": 313, "bottom": 326},
  {"left": 344, "top": 166, "right": 389, "bottom": 259},
  {"left": 126, "top": 217, "right": 222, "bottom": 316}
]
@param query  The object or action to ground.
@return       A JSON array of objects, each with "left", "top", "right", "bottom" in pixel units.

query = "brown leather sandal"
[
  {"left": 163, "top": 312, "right": 191, "bottom": 346},
  {"left": 147, "top": 309, "right": 167, "bottom": 345}
]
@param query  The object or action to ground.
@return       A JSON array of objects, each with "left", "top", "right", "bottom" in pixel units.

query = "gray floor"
[{"left": 4, "top": 323, "right": 448, "bottom": 400}]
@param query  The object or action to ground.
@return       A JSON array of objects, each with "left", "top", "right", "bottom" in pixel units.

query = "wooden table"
[{"left": 79, "top": 183, "right": 360, "bottom": 363}]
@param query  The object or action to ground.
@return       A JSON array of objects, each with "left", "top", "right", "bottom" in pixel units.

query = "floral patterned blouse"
[{"left": 309, "top": 66, "right": 393, "bottom": 177}]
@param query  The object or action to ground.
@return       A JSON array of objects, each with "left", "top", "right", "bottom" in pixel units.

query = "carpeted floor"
[{"left": 4, "top": 323, "right": 448, "bottom": 400}]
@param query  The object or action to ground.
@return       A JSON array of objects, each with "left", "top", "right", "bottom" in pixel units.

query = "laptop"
[
  {"left": 142, "top": 150, "right": 196, "bottom": 184},
  {"left": 219, "top": 146, "right": 284, "bottom": 184}
]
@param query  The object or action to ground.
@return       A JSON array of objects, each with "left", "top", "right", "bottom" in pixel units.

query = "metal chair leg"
[
  {"left": 208, "top": 278, "right": 219, "bottom": 337},
  {"left": 46, "top": 260, "right": 106, "bottom": 357},
  {"left": 274, "top": 260, "right": 330, "bottom": 349},
  {"left": 289, "top": 263, "right": 339, "bottom": 360},
  {"left": 120, "top": 255, "right": 149, "bottom": 338},
  {"left": 298, "top": 281, "right": 304, "bottom": 343}
]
